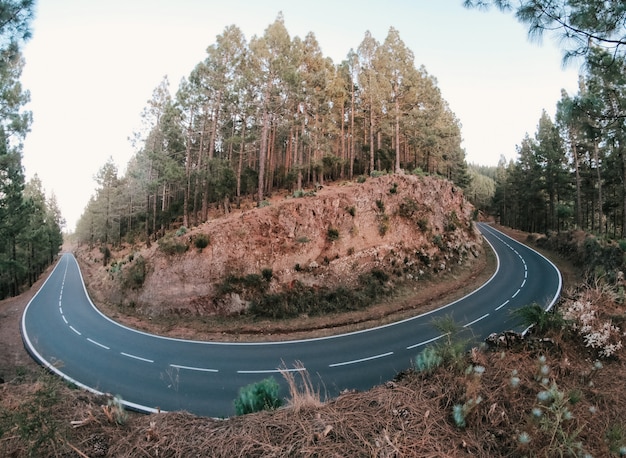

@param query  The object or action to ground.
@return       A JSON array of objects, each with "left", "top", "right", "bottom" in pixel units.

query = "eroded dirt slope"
[{"left": 80, "top": 174, "right": 482, "bottom": 320}]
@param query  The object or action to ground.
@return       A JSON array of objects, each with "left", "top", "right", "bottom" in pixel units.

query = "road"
[{"left": 21, "top": 223, "right": 562, "bottom": 418}]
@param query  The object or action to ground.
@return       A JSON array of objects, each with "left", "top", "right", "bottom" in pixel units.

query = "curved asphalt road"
[{"left": 21, "top": 223, "right": 561, "bottom": 418}]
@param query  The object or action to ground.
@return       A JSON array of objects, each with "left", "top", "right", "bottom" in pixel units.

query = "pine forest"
[{"left": 74, "top": 14, "right": 470, "bottom": 247}]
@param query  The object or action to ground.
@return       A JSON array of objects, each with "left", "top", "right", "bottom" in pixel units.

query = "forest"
[
  {"left": 73, "top": 14, "right": 470, "bottom": 247},
  {"left": 0, "top": 0, "right": 63, "bottom": 299},
  {"left": 467, "top": 0, "right": 626, "bottom": 239}
]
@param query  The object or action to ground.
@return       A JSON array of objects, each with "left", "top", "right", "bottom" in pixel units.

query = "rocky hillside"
[{"left": 80, "top": 174, "right": 482, "bottom": 320}]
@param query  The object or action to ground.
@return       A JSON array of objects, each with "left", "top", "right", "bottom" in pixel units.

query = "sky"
[{"left": 20, "top": 0, "right": 581, "bottom": 231}]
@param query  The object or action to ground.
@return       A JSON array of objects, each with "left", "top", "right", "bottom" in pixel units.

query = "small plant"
[
  {"left": 346, "top": 206, "right": 356, "bottom": 217},
  {"left": 234, "top": 377, "right": 283, "bottom": 415},
  {"left": 357, "top": 175, "right": 367, "bottom": 183},
  {"left": 158, "top": 234, "right": 189, "bottom": 255},
  {"left": 327, "top": 227, "right": 340, "bottom": 241},
  {"left": 176, "top": 226, "right": 187, "bottom": 236},
  {"left": 415, "top": 346, "right": 443, "bottom": 374},
  {"left": 121, "top": 255, "right": 146, "bottom": 290},
  {"left": 452, "top": 395, "right": 482, "bottom": 428},
  {"left": 563, "top": 297, "right": 623, "bottom": 358},
  {"left": 389, "top": 182, "right": 398, "bottom": 194},
  {"left": 512, "top": 303, "right": 564, "bottom": 334},
  {"left": 375, "top": 199, "right": 385, "bottom": 212},
  {"left": 261, "top": 268, "right": 273, "bottom": 282},
  {"left": 370, "top": 169, "right": 387, "bottom": 178},
  {"left": 296, "top": 236, "right": 310, "bottom": 243},
  {"left": 194, "top": 234, "right": 210, "bottom": 250},
  {"left": 398, "top": 197, "right": 418, "bottom": 218},
  {"left": 606, "top": 423, "right": 626, "bottom": 456},
  {"left": 103, "top": 395, "right": 128, "bottom": 425},
  {"left": 280, "top": 361, "right": 323, "bottom": 412},
  {"left": 378, "top": 214, "right": 389, "bottom": 236}
]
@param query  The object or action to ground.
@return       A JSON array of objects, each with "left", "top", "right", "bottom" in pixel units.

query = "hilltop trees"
[{"left": 76, "top": 18, "right": 468, "bottom": 248}]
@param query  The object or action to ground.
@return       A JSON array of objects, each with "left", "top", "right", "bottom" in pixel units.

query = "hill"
[{"left": 75, "top": 173, "right": 484, "bottom": 341}]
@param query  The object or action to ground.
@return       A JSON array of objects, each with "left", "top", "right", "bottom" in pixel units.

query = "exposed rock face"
[{"left": 90, "top": 174, "right": 482, "bottom": 317}]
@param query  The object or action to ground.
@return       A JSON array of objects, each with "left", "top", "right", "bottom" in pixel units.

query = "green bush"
[
  {"left": 249, "top": 270, "right": 392, "bottom": 319},
  {"left": 158, "top": 234, "right": 188, "bottom": 255},
  {"left": 512, "top": 303, "right": 564, "bottom": 334},
  {"left": 261, "top": 268, "right": 273, "bottom": 282},
  {"left": 234, "top": 377, "right": 282, "bottom": 415},
  {"left": 327, "top": 227, "right": 340, "bottom": 241},
  {"left": 194, "top": 234, "right": 210, "bottom": 250},
  {"left": 176, "top": 226, "right": 187, "bottom": 236},
  {"left": 122, "top": 255, "right": 146, "bottom": 290}
]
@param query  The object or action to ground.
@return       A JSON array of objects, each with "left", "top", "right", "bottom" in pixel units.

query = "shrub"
[
  {"left": 415, "top": 346, "right": 443, "bottom": 374},
  {"left": 378, "top": 214, "right": 389, "bottom": 236},
  {"left": 158, "top": 234, "right": 188, "bottom": 255},
  {"left": 175, "top": 226, "right": 187, "bottom": 236},
  {"left": 512, "top": 303, "right": 564, "bottom": 334},
  {"left": 370, "top": 170, "right": 387, "bottom": 178},
  {"left": 327, "top": 227, "right": 340, "bottom": 241},
  {"left": 233, "top": 377, "right": 282, "bottom": 415},
  {"left": 261, "top": 268, "right": 273, "bottom": 282},
  {"left": 375, "top": 199, "right": 385, "bottom": 212},
  {"left": 562, "top": 297, "right": 623, "bottom": 358},
  {"left": 194, "top": 234, "right": 210, "bottom": 250},
  {"left": 346, "top": 206, "right": 356, "bottom": 217},
  {"left": 122, "top": 255, "right": 146, "bottom": 290},
  {"left": 398, "top": 197, "right": 418, "bottom": 219}
]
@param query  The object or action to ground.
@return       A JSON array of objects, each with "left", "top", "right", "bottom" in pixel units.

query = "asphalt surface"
[{"left": 21, "top": 223, "right": 562, "bottom": 417}]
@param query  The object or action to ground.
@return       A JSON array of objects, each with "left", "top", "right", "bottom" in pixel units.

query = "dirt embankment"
[{"left": 75, "top": 174, "right": 485, "bottom": 340}]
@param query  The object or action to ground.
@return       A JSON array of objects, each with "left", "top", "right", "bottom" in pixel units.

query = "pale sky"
[{"left": 20, "top": 0, "right": 580, "bottom": 231}]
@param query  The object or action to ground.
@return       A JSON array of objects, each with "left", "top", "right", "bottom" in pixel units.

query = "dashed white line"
[
  {"left": 170, "top": 364, "right": 218, "bottom": 373},
  {"left": 512, "top": 288, "right": 521, "bottom": 298},
  {"left": 69, "top": 325, "right": 81, "bottom": 335},
  {"left": 406, "top": 334, "right": 446, "bottom": 350},
  {"left": 521, "top": 279, "right": 526, "bottom": 288},
  {"left": 329, "top": 351, "right": 393, "bottom": 368},
  {"left": 121, "top": 352, "right": 154, "bottom": 363},
  {"left": 237, "top": 366, "right": 306, "bottom": 374},
  {"left": 87, "top": 338, "right": 110, "bottom": 350},
  {"left": 464, "top": 313, "right": 489, "bottom": 328},
  {"left": 62, "top": 315, "right": 68, "bottom": 324},
  {"left": 495, "top": 300, "right": 509, "bottom": 311}
]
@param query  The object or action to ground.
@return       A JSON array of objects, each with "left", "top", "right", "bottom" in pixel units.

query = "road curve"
[{"left": 21, "top": 223, "right": 562, "bottom": 417}]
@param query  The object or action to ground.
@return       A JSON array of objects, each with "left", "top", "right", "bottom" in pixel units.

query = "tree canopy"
[
  {"left": 76, "top": 17, "right": 468, "bottom": 248},
  {"left": 0, "top": 0, "right": 64, "bottom": 299}
]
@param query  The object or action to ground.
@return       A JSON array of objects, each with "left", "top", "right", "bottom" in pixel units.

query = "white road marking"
[
  {"left": 237, "top": 366, "right": 306, "bottom": 374},
  {"left": 495, "top": 300, "right": 509, "bottom": 311},
  {"left": 62, "top": 315, "right": 68, "bottom": 324},
  {"left": 121, "top": 352, "right": 154, "bottom": 363},
  {"left": 512, "top": 288, "right": 521, "bottom": 298},
  {"left": 87, "top": 338, "right": 110, "bottom": 350},
  {"left": 464, "top": 313, "right": 489, "bottom": 328},
  {"left": 329, "top": 351, "right": 393, "bottom": 368},
  {"left": 170, "top": 364, "right": 218, "bottom": 373},
  {"left": 406, "top": 334, "right": 446, "bottom": 350},
  {"left": 69, "top": 325, "right": 81, "bottom": 335},
  {"left": 521, "top": 279, "right": 526, "bottom": 288}
]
